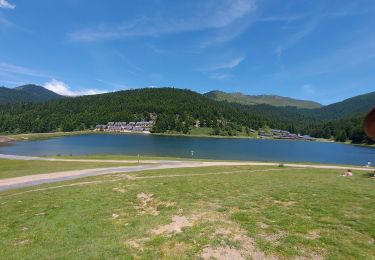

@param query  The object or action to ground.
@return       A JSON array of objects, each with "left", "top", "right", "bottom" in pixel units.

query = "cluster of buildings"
[
  {"left": 259, "top": 128, "right": 315, "bottom": 141},
  {"left": 95, "top": 121, "right": 154, "bottom": 134}
]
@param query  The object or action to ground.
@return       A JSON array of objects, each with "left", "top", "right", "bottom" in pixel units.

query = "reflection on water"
[{"left": 0, "top": 134, "right": 374, "bottom": 166}]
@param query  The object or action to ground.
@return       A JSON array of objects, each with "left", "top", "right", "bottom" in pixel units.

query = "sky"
[{"left": 0, "top": 0, "right": 374, "bottom": 104}]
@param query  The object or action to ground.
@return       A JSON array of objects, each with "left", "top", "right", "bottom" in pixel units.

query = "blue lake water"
[{"left": 0, "top": 134, "right": 374, "bottom": 166}]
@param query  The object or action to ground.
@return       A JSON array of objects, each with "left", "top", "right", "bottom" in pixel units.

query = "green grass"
[
  {"left": 159, "top": 127, "right": 258, "bottom": 138},
  {"left": 189, "top": 127, "right": 215, "bottom": 136},
  {"left": 0, "top": 131, "right": 93, "bottom": 142},
  {"left": 0, "top": 159, "right": 137, "bottom": 179},
  {"left": 0, "top": 165, "right": 374, "bottom": 259}
]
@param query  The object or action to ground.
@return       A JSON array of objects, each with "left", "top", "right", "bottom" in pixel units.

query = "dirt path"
[
  {"left": 2, "top": 168, "right": 287, "bottom": 197},
  {"left": 0, "top": 154, "right": 373, "bottom": 192}
]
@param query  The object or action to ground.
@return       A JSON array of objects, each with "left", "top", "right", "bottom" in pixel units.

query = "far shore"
[{"left": 0, "top": 130, "right": 373, "bottom": 147}]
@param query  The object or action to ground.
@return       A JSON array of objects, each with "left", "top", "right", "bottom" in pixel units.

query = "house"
[{"left": 94, "top": 120, "right": 155, "bottom": 134}]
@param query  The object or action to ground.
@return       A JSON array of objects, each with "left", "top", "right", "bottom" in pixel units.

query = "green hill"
[
  {"left": 204, "top": 90, "right": 323, "bottom": 109},
  {"left": 0, "top": 87, "right": 373, "bottom": 144},
  {"left": 0, "top": 84, "right": 63, "bottom": 105},
  {"left": 0, "top": 88, "right": 270, "bottom": 133},
  {"left": 311, "top": 91, "right": 375, "bottom": 120}
]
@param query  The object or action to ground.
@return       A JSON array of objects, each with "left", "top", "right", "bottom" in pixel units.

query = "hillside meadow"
[{"left": 0, "top": 163, "right": 374, "bottom": 259}]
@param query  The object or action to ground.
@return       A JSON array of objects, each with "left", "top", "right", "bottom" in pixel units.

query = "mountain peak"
[{"left": 0, "top": 85, "right": 63, "bottom": 105}]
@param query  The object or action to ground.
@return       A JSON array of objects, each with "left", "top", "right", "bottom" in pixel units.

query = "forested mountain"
[
  {"left": 0, "top": 87, "right": 373, "bottom": 144},
  {"left": 307, "top": 91, "right": 375, "bottom": 121},
  {"left": 205, "top": 90, "right": 322, "bottom": 109},
  {"left": 0, "top": 88, "right": 271, "bottom": 133},
  {"left": 0, "top": 84, "right": 63, "bottom": 105}
]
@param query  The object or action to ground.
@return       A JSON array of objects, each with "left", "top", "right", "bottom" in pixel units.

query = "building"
[{"left": 94, "top": 120, "right": 155, "bottom": 134}]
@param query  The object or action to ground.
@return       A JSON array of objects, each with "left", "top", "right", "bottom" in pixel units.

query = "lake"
[{"left": 0, "top": 134, "right": 374, "bottom": 166}]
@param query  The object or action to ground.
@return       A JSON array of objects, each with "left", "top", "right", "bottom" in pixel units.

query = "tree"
[{"left": 335, "top": 130, "right": 347, "bottom": 142}]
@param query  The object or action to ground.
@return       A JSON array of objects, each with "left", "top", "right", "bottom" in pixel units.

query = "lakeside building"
[
  {"left": 259, "top": 128, "right": 315, "bottom": 141},
  {"left": 94, "top": 121, "right": 154, "bottom": 134}
]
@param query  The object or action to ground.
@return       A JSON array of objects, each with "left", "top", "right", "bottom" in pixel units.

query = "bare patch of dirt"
[
  {"left": 152, "top": 215, "right": 195, "bottom": 235},
  {"left": 260, "top": 230, "right": 287, "bottom": 245},
  {"left": 274, "top": 200, "right": 297, "bottom": 208},
  {"left": 207, "top": 225, "right": 274, "bottom": 259},
  {"left": 304, "top": 230, "right": 320, "bottom": 240},
  {"left": 134, "top": 192, "right": 159, "bottom": 216},
  {"left": 134, "top": 192, "right": 176, "bottom": 216},
  {"left": 151, "top": 206, "right": 229, "bottom": 236},
  {"left": 295, "top": 248, "right": 324, "bottom": 260},
  {"left": 202, "top": 229, "right": 273, "bottom": 260},
  {"left": 258, "top": 222, "right": 269, "bottom": 229},
  {"left": 13, "top": 239, "right": 30, "bottom": 246},
  {"left": 125, "top": 238, "right": 150, "bottom": 251},
  {"left": 112, "top": 187, "right": 126, "bottom": 193},
  {"left": 201, "top": 246, "right": 245, "bottom": 260}
]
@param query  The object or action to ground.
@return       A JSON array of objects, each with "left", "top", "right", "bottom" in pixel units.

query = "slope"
[
  {"left": 0, "top": 85, "right": 63, "bottom": 105},
  {"left": 204, "top": 90, "right": 322, "bottom": 109}
]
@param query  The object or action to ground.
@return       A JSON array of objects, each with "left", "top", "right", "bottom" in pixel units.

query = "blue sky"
[{"left": 0, "top": 0, "right": 374, "bottom": 104}]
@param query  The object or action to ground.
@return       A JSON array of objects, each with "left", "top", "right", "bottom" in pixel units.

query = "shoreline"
[
  {"left": 0, "top": 130, "right": 373, "bottom": 147},
  {"left": 0, "top": 131, "right": 93, "bottom": 143}
]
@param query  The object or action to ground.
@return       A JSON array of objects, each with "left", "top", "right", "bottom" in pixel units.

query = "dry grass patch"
[
  {"left": 134, "top": 192, "right": 160, "bottom": 216},
  {"left": 260, "top": 230, "right": 287, "bottom": 245},
  {"left": 152, "top": 215, "right": 195, "bottom": 235},
  {"left": 13, "top": 239, "right": 31, "bottom": 246},
  {"left": 161, "top": 241, "right": 192, "bottom": 258},
  {"left": 303, "top": 229, "right": 321, "bottom": 240},
  {"left": 134, "top": 192, "right": 176, "bottom": 216},
  {"left": 112, "top": 187, "right": 126, "bottom": 193}
]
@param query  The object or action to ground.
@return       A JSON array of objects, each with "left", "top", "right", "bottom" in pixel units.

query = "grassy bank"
[
  {"left": 0, "top": 131, "right": 93, "bottom": 142},
  {"left": 0, "top": 159, "right": 137, "bottom": 179},
  {"left": 0, "top": 165, "right": 374, "bottom": 259}
]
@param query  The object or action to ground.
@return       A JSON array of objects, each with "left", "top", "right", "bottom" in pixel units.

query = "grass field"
[
  {"left": 0, "top": 164, "right": 374, "bottom": 259},
  {"left": 0, "top": 159, "right": 137, "bottom": 179}
]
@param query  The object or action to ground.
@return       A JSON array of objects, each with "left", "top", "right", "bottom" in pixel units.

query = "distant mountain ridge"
[
  {"left": 204, "top": 90, "right": 323, "bottom": 109},
  {"left": 0, "top": 84, "right": 63, "bottom": 105}
]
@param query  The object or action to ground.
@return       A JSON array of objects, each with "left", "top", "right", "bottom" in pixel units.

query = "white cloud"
[
  {"left": 275, "top": 19, "right": 317, "bottom": 58},
  {"left": 213, "top": 55, "right": 246, "bottom": 70},
  {"left": 203, "top": 55, "right": 246, "bottom": 71},
  {"left": 199, "top": 54, "right": 246, "bottom": 80},
  {"left": 272, "top": 37, "right": 375, "bottom": 80},
  {"left": 272, "top": 7, "right": 359, "bottom": 59},
  {"left": 69, "top": 0, "right": 256, "bottom": 42},
  {"left": 198, "top": 16, "right": 255, "bottom": 48},
  {"left": 44, "top": 79, "right": 108, "bottom": 96},
  {"left": 0, "top": 0, "right": 15, "bottom": 9}
]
